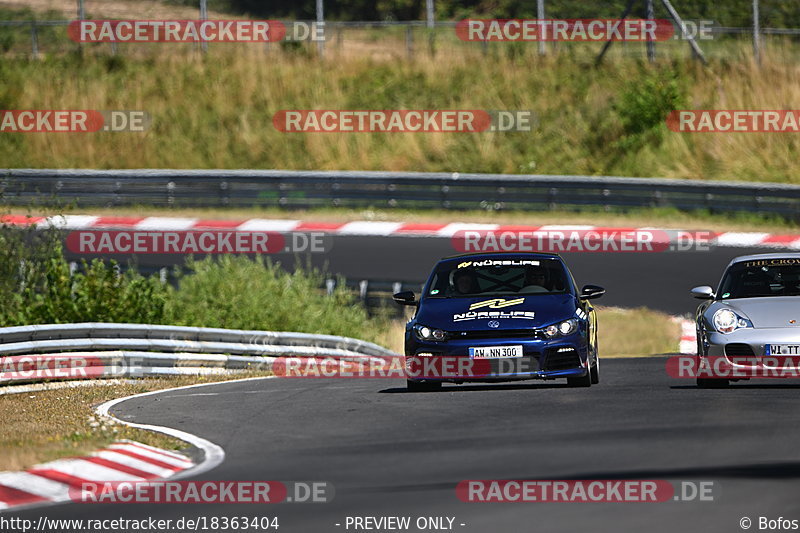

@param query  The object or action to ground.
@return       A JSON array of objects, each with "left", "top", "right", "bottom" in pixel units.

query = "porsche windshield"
[
  {"left": 719, "top": 258, "right": 800, "bottom": 299},
  {"left": 426, "top": 258, "right": 570, "bottom": 298}
]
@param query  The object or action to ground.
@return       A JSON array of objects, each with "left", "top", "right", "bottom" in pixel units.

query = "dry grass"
[
  {"left": 2, "top": 42, "right": 800, "bottom": 182},
  {"left": 0, "top": 372, "right": 270, "bottom": 471},
  {"left": 0, "top": 0, "right": 233, "bottom": 19},
  {"left": 596, "top": 306, "right": 680, "bottom": 357}
]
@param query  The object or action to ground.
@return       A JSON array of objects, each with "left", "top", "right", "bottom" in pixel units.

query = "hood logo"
[
  {"left": 488, "top": 321, "right": 500, "bottom": 328},
  {"left": 470, "top": 298, "right": 525, "bottom": 310}
]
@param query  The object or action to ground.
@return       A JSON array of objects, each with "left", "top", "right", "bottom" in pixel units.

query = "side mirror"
[
  {"left": 691, "top": 286, "right": 715, "bottom": 300},
  {"left": 393, "top": 291, "right": 417, "bottom": 306},
  {"left": 580, "top": 285, "right": 605, "bottom": 300}
]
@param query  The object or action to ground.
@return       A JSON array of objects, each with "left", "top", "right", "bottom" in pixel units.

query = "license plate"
[
  {"left": 766, "top": 344, "right": 800, "bottom": 355},
  {"left": 469, "top": 345, "right": 524, "bottom": 359}
]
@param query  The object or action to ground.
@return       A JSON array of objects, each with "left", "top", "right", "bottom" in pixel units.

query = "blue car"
[{"left": 393, "top": 253, "right": 605, "bottom": 391}]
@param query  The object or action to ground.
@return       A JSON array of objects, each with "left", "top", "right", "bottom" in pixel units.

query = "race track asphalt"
[
  {"left": 10, "top": 358, "right": 800, "bottom": 533},
  {"left": 73, "top": 234, "right": 775, "bottom": 316}
]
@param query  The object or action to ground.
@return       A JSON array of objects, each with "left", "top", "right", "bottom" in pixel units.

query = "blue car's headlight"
[
  {"left": 712, "top": 309, "right": 752, "bottom": 334},
  {"left": 414, "top": 324, "right": 447, "bottom": 341},
  {"left": 542, "top": 318, "right": 578, "bottom": 339}
]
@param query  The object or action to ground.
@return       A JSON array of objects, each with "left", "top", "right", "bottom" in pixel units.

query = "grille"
[
  {"left": 725, "top": 343, "right": 758, "bottom": 365},
  {"left": 455, "top": 329, "right": 540, "bottom": 340},
  {"left": 542, "top": 347, "right": 581, "bottom": 371}
]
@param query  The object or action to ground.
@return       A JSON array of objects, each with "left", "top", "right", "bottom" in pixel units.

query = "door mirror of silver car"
[
  {"left": 393, "top": 291, "right": 417, "bottom": 306},
  {"left": 580, "top": 285, "right": 606, "bottom": 300},
  {"left": 691, "top": 286, "right": 715, "bottom": 299}
]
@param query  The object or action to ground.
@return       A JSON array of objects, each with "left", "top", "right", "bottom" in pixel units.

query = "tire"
[
  {"left": 567, "top": 371, "right": 592, "bottom": 388},
  {"left": 407, "top": 380, "right": 443, "bottom": 392},
  {"left": 590, "top": 357, "right": 600, "bottom": 384},
  {"left": 697, "top": 378, "right": 729, "bottom": 389},
  {"left": 696, "top": 344, "right": 729, "bottom": 388}
]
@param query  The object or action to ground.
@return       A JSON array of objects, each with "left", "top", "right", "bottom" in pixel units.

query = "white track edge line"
[{"left": 95, "top": 376, "right": 276, "bottom": 481}]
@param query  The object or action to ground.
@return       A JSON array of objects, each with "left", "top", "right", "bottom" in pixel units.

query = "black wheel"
[
  {"left": 407, "top": 380, "right": 443, "bottom": 392},
  {"left": 590, "top": 356, "right": 600, "bottom": 385},
  {"left": 567, "top": 371, "right": 592, "bottom": 388},
  {"left": 697, "top": 378, "right": 729, "bottom": 388}
]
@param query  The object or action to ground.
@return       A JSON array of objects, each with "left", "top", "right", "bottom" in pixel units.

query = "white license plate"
[
  {"left": 469, "top": 345, "right": 524, "bottom": 359},
  {"left": 766, "top": 344, "right": 800, "bottom": 355}
]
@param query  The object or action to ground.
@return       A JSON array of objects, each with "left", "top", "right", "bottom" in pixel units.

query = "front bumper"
[
  {"left": 405, "top": 333, "right": 589, "bottom": 382},
  {"left": 700, "top": 327, "right": 800, "bottom": 377}
]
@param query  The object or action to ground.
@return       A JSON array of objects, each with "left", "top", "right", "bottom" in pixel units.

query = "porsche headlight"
[
  {"left": 713, "top": 309, "right": 750, "bottom": 334},
  {"left": 414, "top": 324, "right": 447, "bottom": 341}
]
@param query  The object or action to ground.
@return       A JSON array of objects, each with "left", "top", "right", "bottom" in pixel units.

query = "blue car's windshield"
[
  {"left": 426, "top": 258, "right": 570, "bottom": 298},
  {"left": 719, "top": 258, "right": 800, "bottom": 299}
]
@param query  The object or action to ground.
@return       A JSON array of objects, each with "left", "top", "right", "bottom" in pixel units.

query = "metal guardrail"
[
  {"left": 0, "top": 322, "right": 397, "bottom": 385},
  {"left": 3, "top": 168, "right": 800, "bottom": 218},
  {"left": 0, "top": 322, "right": 396, "bottom": 357}
]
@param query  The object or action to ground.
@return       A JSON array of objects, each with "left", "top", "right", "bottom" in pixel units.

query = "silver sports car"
[{"left": 691, "top": 253, "right": 800, "bottom": 388}]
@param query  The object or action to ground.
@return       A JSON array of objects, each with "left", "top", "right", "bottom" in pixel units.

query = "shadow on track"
[{"left": 380, "top": 382, "right": 573, "bottom": 394}]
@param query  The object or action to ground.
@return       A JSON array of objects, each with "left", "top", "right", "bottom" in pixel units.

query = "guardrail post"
[
  {"left": 167, "top": 181, "right": 175, "bottom": 206},
  {"left": 220, "top": 181, "right": 229, "bottom": 206},
  {"left": 752, "top": 0, "right": 762, "bottom": 66},
  {"left": 316, "top": 0, "right": 325, "bottom": 58},
  {"left": 199, "top": 0, "right": 208, "bottom": 54},
  {"left": 441, "top": 184, "right": 450, "bottom": 209},
  {"left": 652, "top": 190, "right": 664, "bottom": 207},
  {"left": 325, "top": 278, "right": 336, "bottom": 295},
  {"left": 30, "top": 22, "right": 39, "bottom": 58},
  {"left": 359, "top": 280, "right": 368, "bottom": 302},
  {"left": 548, "top": 187, "right": 557, "bottom": 210}
]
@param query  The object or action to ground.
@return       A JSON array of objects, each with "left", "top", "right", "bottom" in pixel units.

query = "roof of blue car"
[{"left": 440, "top": 252, "right": 563, "bottom": 261}]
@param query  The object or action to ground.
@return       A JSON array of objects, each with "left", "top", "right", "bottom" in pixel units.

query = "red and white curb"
[
  {"left": 3, "top": 214, "right": 800, "bottom": 248},
  {"left": 672, "top": 317, "right": 697, "bottom": 355},
  {"left": 0, "top": 377, "right": 268, "bottom": 512},
  {"left": 0, "top": 440, "right": 193, "bottom": 511}
]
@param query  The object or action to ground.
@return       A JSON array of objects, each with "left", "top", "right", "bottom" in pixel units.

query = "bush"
[
  {"left": 616, "top": 74, "right": 686, "bottom": 138},
  {"left": 0, "top": 226, "right": 170, "bottom": 326},
  {"left": 163, "top": 256, "right": 376, "bottom": 340},
  {"left": 0, "top": 227, "right": 379, "bottom": 343}
]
